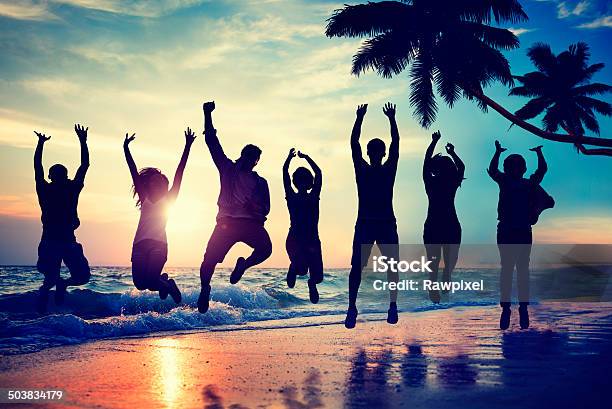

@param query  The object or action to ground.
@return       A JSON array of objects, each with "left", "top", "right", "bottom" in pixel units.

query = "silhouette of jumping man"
[
  {"left": 488, "top": 140, "right": 551, "bottom": 330},
  {"left": 345, "top": 102, "right": 400, "bottom": 329},
  {"left": 423, "top": 131, "right": 465, "bottom": 303},
  {"left": 123, "top": 128, "right": 196, "bottom": 304},
  {"left": 34, "top": 125, "right": 91, "bottom": 313},
  {"left": 198, "top": 101, "right": 272, "bottom": 313},
  {"left": 283, "top": 148, "right": 323, "bottom": 304}
]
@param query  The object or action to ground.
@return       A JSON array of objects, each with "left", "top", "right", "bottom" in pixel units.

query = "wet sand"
[{"left": 1, "top": 303, "right": 611, "bottom": 408}]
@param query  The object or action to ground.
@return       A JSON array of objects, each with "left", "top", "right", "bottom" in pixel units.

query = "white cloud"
[
  {"left": 577, "top": 15, "right": 612, "bottom": 28},
  {"left": 0, "top": 1, "right": 55, "bottom": 21},
  {"left": 508, "top": 27, "right": 537, "bottom": 36},
  {"left": 557, "top": 1, "right": 589, "bottom": 18},
  {"left": 0, "top": 0, "right": 209, "bottom": 21}
]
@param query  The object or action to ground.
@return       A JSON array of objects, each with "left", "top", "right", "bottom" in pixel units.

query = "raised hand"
[
  {"left": 356, "top": 104, "right": 368, "bottom": 118},
  {"left": 288, "top": 148, "right": 296, "bottom": 159},
  {"left": 34, "top": 131, "right": 51, "bottom": 143},
  {"left": 432, "top": 130, "right": 441, "bottom": 142},
  {"left": 495, "top": 140, "right": 507, "bottom": 153},
  {"left": 382, "top": 102, "right": 396, "bottom": 118},
  {"left": 203, "top": 101, "right": 215, "bottom": 113},
  {"left": 529, "top": 145, "right": 543, "bottom": 152},
  {"left": 297, "top": 150, "right": 309, "bottom": 159},
  {"left": 445, "top": 142, "right": 455, "bottom": 154},
  {"left": 184, "top": 127, "right": 196, "bottom": 145},
  {"left": 124, "top": 133, "right": 136, "bottom": 148},
  {"left": 75, "top": 124, "right": 88, "bottom": 141}
]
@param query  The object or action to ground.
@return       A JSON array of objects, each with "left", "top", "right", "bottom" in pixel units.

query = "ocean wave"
[{"left": 0, "top": 284, "right": 306, "bottom": 320}]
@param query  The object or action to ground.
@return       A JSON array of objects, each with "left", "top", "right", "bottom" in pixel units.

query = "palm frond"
[
  {"left": 576, "top": 96, "right": 612, "bottom": 116},
  {"left": 572, "top": 83, "right": 612, "bottom": 96},
  {"left": 577, "top": 106, "right": 600, "bottom": 134},
  {"left": 457, "top": 0, "right": 528, "bottom": 24},
  {"left": 325, "top": 1, "right": 411, "bottom": 38},
  {"left": 527, "top": 43, "right": 556, "bottom": 75},
  {"left": 352, "top": 31, "right": 416, "bottom": 78},
  {"left": 542, "top": 104, "right": 562, "bottom": 133},
  {"left": 460, "top": 22, "right": 519, "bottom": 50},
  {"left": 409, "top": 52, "right": 437, "bottom": 128},
  {"left": 514, "top": 96, "right": 550, "bottom": 120}
]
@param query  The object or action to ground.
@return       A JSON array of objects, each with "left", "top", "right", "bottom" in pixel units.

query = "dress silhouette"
[
  {"left": 34, "top": 125, "right": 91, "bottom": 313},
  {"left": 123, "top": 128, "right": 196, "bottom": 304},
  {"left": 345, "top": 102, "right": 400, "bottom": 329},
  {"left": 283, "top": 148, "right": 323, "bottom": 303},
  {"left": 198, "top": 101, "right": 272, "bottom": 314},
  {"left": 488, "top": 140, "right": 552, "bottom": 330},
  {"left": 422, "top": 131, "right": 465, "bottom": 303}
]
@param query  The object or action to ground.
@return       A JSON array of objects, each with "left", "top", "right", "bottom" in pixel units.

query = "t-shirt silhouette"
[
  {"left": 36, "top": 180, "right": 83, "bottom": 240},
  {"left": 354, "top": 158, "right": 397, "bottom": 222},
  {"left": 494, "top": 174, "right": 539, "bottom": 230},
  {"left": 286, "top": 190, "right": 320, "bottom": 240}
]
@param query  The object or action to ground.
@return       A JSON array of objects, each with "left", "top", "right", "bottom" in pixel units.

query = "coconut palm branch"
[
  {"left": 507, "top": 42, "right": 612, "bottom": 155},
  {"left": 326, "top": 0, "right": 612, "bottom": 156}
]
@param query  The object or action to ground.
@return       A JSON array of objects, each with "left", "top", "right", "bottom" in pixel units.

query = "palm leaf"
[
  {"left": 325, "top": 1, "right": 411, "bottom": 38},
  {"left": 409, "top": 51, "right": 438, "bottom": 128},
  {"left": 572, "top": 83, "right": 612, "bottom": 96},
  {"left": 527, "top": 43, "right": 556, "bottom": 75},
  {"left": 576, "top": 96, "right": 612, "bottom": 116},
  {"left": 352, "top": 30, "right": 416, "bottom": 78},
  {"left": 514, "top": 96, "right": 550, "bottom": 120}
]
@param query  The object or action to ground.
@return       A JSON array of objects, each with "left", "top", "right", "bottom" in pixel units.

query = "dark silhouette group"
[{"left": 32, "top": 101, "right": 553, "bottom": 331}]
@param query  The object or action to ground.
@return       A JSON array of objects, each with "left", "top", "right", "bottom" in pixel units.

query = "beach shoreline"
[{"left": 1, "top": 302, "right": 611, "bottom": 408}]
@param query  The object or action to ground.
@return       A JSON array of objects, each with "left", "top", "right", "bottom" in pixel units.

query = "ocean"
[{"left": 0, "top": 266, "right": 506, "bottom": 355}]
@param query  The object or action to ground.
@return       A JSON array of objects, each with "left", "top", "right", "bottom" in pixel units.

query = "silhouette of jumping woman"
[
  {"left": 345, "top": 102, "right": 401, "bottom": 329},
  {"left": 123, "top": 128, "right": 196, "bottom": 304},
  {"left": 488, "top": 140, "right": 552, "bottom": 330},
  {"left": 423, "top": 131, "right": 465, "bottom": 303},
  {"left": 283, "top": 148, "right": 323, "bottom": 303},
  {"left": 34, "top": 125, "right": 91, "bottom": 313},
  {"left": 198, "top": 101, "right": 272, "bottom": 313}
]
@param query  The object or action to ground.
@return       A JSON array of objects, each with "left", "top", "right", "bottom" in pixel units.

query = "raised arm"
[
  {"left": 351, "top": 104, "right": 367, "bottom": 165},
  {"left": 123, "top": 133, "right": 142, "bottom": 195},
  {"left": 283, "top": 148, "right": 296, "bottom": 196},
  {"left": 529, "top": 145, "right": 547, "bottom": 184},
  {"left": 34, "top": 131, "right": 51, "bottom": 184},
  {"left": 445, "top": 142, "right": 465, "bottom": 184},
  {"left": 203, "top": 101, "right": 230, "bottom": 170},
  {"left": 488, "top": 140, "right": 506, "bottom": 182},
  {"left": 383, "top": 102, "right": 399, "bottom": 165},
  {"left": 74, "top": 124, "right": 89, "bottom": 185},
  {"left": 423, "top": 131, "right": 441, "bottom": 181},
  {"left": 169, "top": 127, "right": 196, "bottom": 199},
  {"left": 298, "top": 151, "right": 322, "bottom": 196}
]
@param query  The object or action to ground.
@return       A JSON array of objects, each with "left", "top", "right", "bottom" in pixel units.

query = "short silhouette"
[
  {"left": 198, "top": 101, "right": 272, "bottom": 313},
  {"left": 123, "top": 128, "right": 196, "bottom": 304},
  {"left": 283, "top": 148, "right": 323, "bottom": 303},
  {"left": 345, "top": 102, "right": 400, "bottom": 329},
  {"left": 34, "top": 125, "right": 91, "bottom": 313},
  {"left": 422, "top": 131, "right": 465, "bottom": 303},
  {"left": 488, "top": 140, "right": 552, "bottom": 330}
]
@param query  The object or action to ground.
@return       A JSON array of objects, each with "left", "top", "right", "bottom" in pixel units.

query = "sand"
[{"left": 1, "top": 303, "right": 611, "bottom": 408}]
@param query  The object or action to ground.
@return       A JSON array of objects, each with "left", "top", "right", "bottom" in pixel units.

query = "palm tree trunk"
[{"left": 474, "top": 91, "right": 612, "bottom": 156}]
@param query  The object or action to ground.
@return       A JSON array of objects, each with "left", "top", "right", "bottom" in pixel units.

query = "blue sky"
[{"left": 0, "top": 0, "right": 610, "bottom": 266}]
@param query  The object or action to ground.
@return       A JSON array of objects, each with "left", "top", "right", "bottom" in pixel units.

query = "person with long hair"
[
  {"left": 422, "top": 131, "right": 465, "bottom": 303},
  {"left": 123, "top": 128, "right": 196, "bottom": 303}
]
